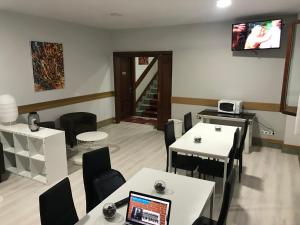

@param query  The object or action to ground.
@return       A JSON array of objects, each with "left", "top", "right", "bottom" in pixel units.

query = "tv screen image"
[{"left": 232, "top": 19, "right": 282, "bottom": 51}]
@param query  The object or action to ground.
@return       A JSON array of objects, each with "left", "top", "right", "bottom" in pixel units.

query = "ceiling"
[{"left": 0, "top": 0, "right": 299, "bottom": 29}]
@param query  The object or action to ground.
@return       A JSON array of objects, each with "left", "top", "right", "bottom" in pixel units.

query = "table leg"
[
  {"left": 210, "top": 187, "right": 215, "bottom": 219},
  {"left": 168, "top": 148, "right": 172, "bottom": 173},
  {"left": 223, "top": 157, "right": 228, "bottom": 193},
  {"left": 244, "top": 123, "right": 252, "bottom": 154}
]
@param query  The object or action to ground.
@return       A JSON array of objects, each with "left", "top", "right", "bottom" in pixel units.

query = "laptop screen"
[{"left": 126, "top": 191, "right": 171, "bottom": 225}]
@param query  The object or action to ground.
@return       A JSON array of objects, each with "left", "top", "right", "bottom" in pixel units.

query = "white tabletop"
[
  {"left": 76, "top": 168, "right": 215, "bottom": 225},
  {"left": 76, "top": 131, "right": 108, "bottom": 142},
  {"left": 170, "top": 123, "right": 238, "bottom": 159}
]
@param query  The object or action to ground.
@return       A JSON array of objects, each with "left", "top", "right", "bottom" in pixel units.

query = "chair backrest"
[
  {"left": 39, "top": 177, "right": 78, "bottom": 225},
  {"left": 217, "top": 170, "right": 236, "bottom": 225},
  {"left": 93, "top": 170, "right": 126, "bottom": 203},
  {"left": 184, "top": 112, "right": 193, "bottom": 133},
  {"left": 82, "top": 147, "right": 112, "bottom": 213},
  {"left": 164, "top": 121, "right": 176, "bottom": 151},
  {"left": 227, "top": 128, "right": 240, "bottom": 177},
  {"left": 0, "top": 142, "right": 5, "bottom": 175},
  {"left": 238, "top": 119, "right": 249, "bottom": 155},
  {"left": 164, "top": 121, "right": 177, "bottom": 172}
]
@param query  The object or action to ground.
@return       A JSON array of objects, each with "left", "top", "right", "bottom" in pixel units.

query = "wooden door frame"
[{"left": 113, "top": 51, "right": 173, "bottom": 124}]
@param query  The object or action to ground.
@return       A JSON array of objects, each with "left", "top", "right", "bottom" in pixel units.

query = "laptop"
[{"left": 125, "top": 191, "right": 171, "bottom": 225}]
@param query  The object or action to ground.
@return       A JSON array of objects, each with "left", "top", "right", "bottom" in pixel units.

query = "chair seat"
[
  {"left": 173, "top": 155, "right": 201, "bottom": 171},
  {"left": 198, "top": 159, "right": 228, "bottom": 178},
  {"left": 193, "top": 216, "right": 217, "bottom": 225}
]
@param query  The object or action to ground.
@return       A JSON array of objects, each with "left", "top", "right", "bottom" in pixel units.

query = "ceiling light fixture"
[
  {"left": 109, "top": 12, "right": 123, "bottom": 17},
  {"left": 216, "top": 0, "right": 232, "bottom": 8}
]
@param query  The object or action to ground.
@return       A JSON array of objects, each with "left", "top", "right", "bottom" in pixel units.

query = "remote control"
[{"left": 114, "top": 197, "right": 129, "bottom": 208}]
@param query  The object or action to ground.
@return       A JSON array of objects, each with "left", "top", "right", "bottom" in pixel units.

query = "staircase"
[{"left": 136, "top": 75, "right": 158, "bottom": 118}]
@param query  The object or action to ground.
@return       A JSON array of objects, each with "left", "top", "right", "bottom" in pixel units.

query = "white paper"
[{"left": 295, "top": 95, "right": 300, "bottom": 134}]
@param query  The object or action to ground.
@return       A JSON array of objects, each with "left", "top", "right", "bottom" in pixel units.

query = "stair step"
[
  {"left": 135, "top": 110, "right": 143, "bottom": 116},
  {"left": 142, "top": 110, "right": 157, "bottom": 118},
  {"left": 138, "top": 104, "right": 157, "bottom": 111},
  {"left": 143, "top": 98, "right": 158, "bottom": 102},
  {"left": 135, "top": 74, "right": 158, "bottom": 116},
  {"left": 146, "top": 93, "right": 158, "bottom": 99},
  {"left": 141, "top": 99, "right": 157, "bottom": 105},
  {"left": 147, "top": 89, "right": 158, "bottom": 94}
]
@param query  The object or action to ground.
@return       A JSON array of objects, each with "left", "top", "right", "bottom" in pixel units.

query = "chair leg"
[
  {"left": 174, "top": 167, "right": 177, "bottom": 174},
  {"left": 239, "top": 156, "right": 243, "bottom": 182},
  {"left": 166, "top": 159, "right": 169, "bottom": 172}
]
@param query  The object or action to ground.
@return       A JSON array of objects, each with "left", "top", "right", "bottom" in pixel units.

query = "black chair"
[
  {"left": 192, "top": 170, "right": 236, "bottom": 225},
  {"left": 198, "top": 128, "right": 240, "bottom": 179},
  {"left": 39, "top": 177, "right": 78, "bottom": 225},
  {"left": 60, "top": 112, "right": 97, "bottom": 147},
  {"left": 82, "top": 147, "right": 126, "bottom": 213},
  {"left": 184, "top": 112, "right": 193, "bottom": 133},
  {"left": 38, "top": 121, "right": 56, "bottom": 129},
  {"left": 235, "top": 119, "right": 248, "bottom": 182},
  {"left": 164, "top": 120, "right": 200, "bottom": 176},
  {"left": 0, "top": 142, "right": 5, "bottom": 183}
]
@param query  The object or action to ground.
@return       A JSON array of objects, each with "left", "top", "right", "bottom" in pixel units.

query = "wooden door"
[
  {"left": 114, "top": 56, "right": 134, "bottom": 122},
  {"left": 157, "top": 54, "right": 172, "bottom": 130}
]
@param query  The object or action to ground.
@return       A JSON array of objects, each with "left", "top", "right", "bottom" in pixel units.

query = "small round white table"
[{"left": 72, "top": 131, "right": 108, "bottom": 165}]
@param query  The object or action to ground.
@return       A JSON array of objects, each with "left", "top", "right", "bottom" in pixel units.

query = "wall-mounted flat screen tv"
[{"left": 232, "top": 19, "right": 282, "bottom": 51}]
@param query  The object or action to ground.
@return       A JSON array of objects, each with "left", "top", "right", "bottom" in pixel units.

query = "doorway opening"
[{"left": 113, "top": 51, "right": 172, "bottom": 130}]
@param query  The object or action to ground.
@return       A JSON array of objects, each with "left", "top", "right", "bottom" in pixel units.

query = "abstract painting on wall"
[
  {"left": 138, "top": 57, "right": 149, "bottom": 65},
  {"left": 31, "top": 41, "right": 65, "bottom": 91}
]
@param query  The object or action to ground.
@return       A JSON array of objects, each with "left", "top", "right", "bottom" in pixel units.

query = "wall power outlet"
[{"left": 261, "top": 130, "right": 275, "bottom": 135}]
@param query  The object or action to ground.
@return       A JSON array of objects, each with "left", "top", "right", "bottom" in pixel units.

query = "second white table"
[
  {"left": 72, "top": 131, "right": 108, "bottom": 165},
  {"left": 169, "top": 122, "right": 238, "bottom": 192}
]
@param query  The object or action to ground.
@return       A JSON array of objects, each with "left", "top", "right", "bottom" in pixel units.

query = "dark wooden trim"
[
  {"left": 243, "top": 102, "right": 280, "bottom": 112},
  {"left": 253, "top": 137, "right": 283, "bottom": 149},
  {"left": 171, "top": 96, "right": 281, "bottom": 112},
  {"left": 96, "top": 117, "right": 116, "bottom": 129},
  {"left": 280, "top": 20, "right": 300, "bottom": 116},
  {"left": 113, "top": 51, "right": 172, "bottom": 57},
  {"left": 113, "top": 55, "right": 121, "bottom": 123},
  {"left": 134, "top": 57, "right": 158, "bottom": 89},
  {"left": 136, "top": 72, "right": 158, "bottom": 104},
  {"left": 131, "top": 57, "right": 137, "bottom": 116},
  {"left": 18, "top": 91, "right": 114, "bottom": 114},
  {"left": 171, "top": 97, "right": 217, "bottom": 107}
]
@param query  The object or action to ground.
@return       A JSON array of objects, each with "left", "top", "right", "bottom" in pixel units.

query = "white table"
[
  {"left": 75, "top": 168, "right": 215, "bottom": 225},
  {"left": 72, "top": 131, "right": 108, "bottom": 165},
  {"left": 197, "top": 109, "right": 255, "bottom": 154},
  {"left": 169, "top": 122, "right": 238, "bottom": 192}
]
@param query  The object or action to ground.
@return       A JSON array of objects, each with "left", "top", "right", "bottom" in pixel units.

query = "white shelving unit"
[{"left": 0, "top": 123, "right": 67, "bottom": 184}]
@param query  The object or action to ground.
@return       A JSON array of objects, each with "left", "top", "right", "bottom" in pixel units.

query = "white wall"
[
  {"left": 284, "top": 115, "right": 300, "bottom": 146},
  {"left": 283, "top": 13, "right": 300, "bottom": 146},
  {"left": 0, "top": 11, "right": 114, "bottom": 125},
  {"left": 111, "top": 16, "right": 296, "bottom": 140},
  {"left": 286, "top": 23, "right": 300, "bottom": 106}
]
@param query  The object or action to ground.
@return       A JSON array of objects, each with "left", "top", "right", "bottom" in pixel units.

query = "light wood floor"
[{"left": 0, "top": 122, "right": 299, "bottom": 225}]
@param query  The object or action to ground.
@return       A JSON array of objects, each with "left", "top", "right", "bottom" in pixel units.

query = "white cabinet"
[{"left": 0, "top": 123, "right": 67, "bottom": 184}]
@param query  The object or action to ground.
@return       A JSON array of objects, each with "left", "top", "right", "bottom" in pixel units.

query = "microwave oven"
[{"left": 218, "top": 100, "right": 243, "bottom": 114}]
